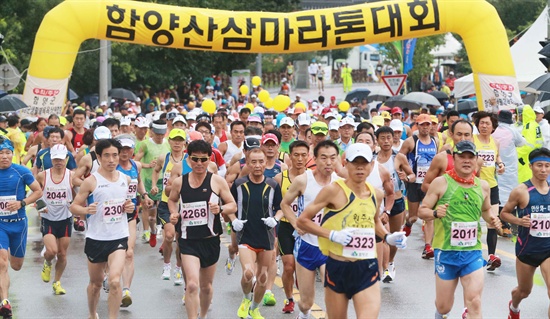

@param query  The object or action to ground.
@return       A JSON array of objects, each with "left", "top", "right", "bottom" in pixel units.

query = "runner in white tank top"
[
  {"left": 70, "top": 139, "right": 135, "bottom": 319},
  {"left": 223, "top": 139, "right": 243, "bottom": 163},
  {"left": 42, "top": 168, "right": 73, "bottom": 221}
]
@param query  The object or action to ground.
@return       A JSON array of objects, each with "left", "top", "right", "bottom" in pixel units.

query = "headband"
[
  {"left": 151, "top": 123, "right": 167, "bottom": 130},
  {"left": 530, "top": 157, "right": 550, "bottom": 164}
]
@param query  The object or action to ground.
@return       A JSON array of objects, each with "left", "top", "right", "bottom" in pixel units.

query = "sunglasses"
[
  {"left": 190, "top": 156, "right": 209, "bottom": 163},
  {"left": 312, "top": 127, "right": 328, "bottom": 133}
]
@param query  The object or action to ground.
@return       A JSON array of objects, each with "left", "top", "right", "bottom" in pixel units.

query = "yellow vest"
[{"left": 473, "top": 135, "right": 498, "bottom": 188}]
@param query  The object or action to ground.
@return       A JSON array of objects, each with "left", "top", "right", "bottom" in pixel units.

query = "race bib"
[
  {"left": 102, "top": 198, "right": 126, "bottom": 224},
  {"left": 0, "top": 195, "right": 16, "bottom": 216},
  {"left": 180, "top": 201, "right": 208, "bottom": 227},
  {"left": 290, "top": 199, "right": 299, "bottom": 216},
  {"left": 530, "top": 213, "right": 550, "bottom": 238},
  {"left": 342, "top": 228, "right": 376, "bottom": 259},
  {"left": 163, "top": 172, "right": 171, "bottom": 188},
  {"left": 127, "top": 179, "right": 138, "bottom": 200},
  {"left": 478, "top": 150, "right": 496, "bottom": 167},
  {"left": 450, "top": 222, "right": 478, "bottom": 247},
  {"left": 44, "top": 187, "right": 68, "bottom": 206},
  {"left": 312, "top": 210, "right": 323, "bottom": 225},
  {"left": 416, "top": 166, "right": 428, "bottom": 184}
]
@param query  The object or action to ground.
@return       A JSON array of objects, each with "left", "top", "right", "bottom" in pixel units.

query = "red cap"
[
  {"left": 261, "top": 133, "right": 279, "bottom": 145},
  {"left": 321, "top": 107, "right": 331, "bottom": 115},
  {"left": 391, "top": 107, "right": 403, "bottom": 115},
  {"left": 330, "top": 96, "right": 336, "bottom": 100}
]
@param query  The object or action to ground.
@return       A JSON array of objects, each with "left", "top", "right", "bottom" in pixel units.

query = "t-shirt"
[{"left": 0, "top": 164, "right": 35, "bottom": 220}]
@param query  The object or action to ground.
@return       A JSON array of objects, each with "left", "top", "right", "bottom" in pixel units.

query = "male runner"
[{"left": 218, "top": 121, "right": 245, "bottom": 164}]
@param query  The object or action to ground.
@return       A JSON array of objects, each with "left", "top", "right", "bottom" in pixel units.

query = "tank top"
[
  {"left": 473, "top": 135, "right": 498, "bottom": 188},
  {"left": 223, "top": 140, "right": 242, "bottom": 163},
  {"left": 377, "top": 151, "right": 404, "bottom": 193},
  {"left": 116, "top": 160, "right": 139, "bottom": 206},
  {"left": 516, "top": 180, "right": 550, "bottom": 256},
  {"left": 142, "top": 138, "right": 170, "bottom": 182},
  {"left": 318, "top": 180, "right": 378, "bottom": 260},
  {"left": 70, "top": 128, "right": 85, "bottom": 152},
  {"left": 408, "top": 135, "right": 437, "bottom": 184},
  {"left": 179, "top": 173, "right": 221, "bottom": 239},
  {"left": 86, "top": 171, "right": 129, "bottom": 240},
  {"left": 161, "top": 152, "right": 183, "bottom": 202},
  {"left": 432, "top": 174, "right": 483, "bottom": 251},
  {"left": 280, "top": 170, "right": 299, "bottom": 223},
  {"left": 182, "top": 153, "right": 192, "bottom": 175},
  {"left": 219, "top": 130, "right": 228, "bottom": 143},
  {"left": 298, "top": 170, "right": 338, "bottom": 246},
  {"left": 42, "top": 168, "right": 72, "bottom": 221},
  {"left": 264, "top": 159, "right": 282, "bottom": 178},
  {"left": 89, "top": 151, "right": 100, "bottom": 176}
]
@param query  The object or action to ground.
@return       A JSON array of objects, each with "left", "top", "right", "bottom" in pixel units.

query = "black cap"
[
  {"left": 244, "top": 137, "right": 260, "bottom": 151},
  {"left": 20, "top": 119, "right": 31, "bottom": 126},
  {"left": 166, "top": 112, "right": 178, "bottom": 121},
  {"left": 497, "top": 110, "right": 513, "bottom": 124},
  {"left": 453, "top": 140, "right": 477, "bottom": 156},
  {"left": 0, "top": 116, "right": 7, "bottom": 122}
]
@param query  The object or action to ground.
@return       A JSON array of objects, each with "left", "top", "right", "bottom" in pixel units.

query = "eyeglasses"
[
  {"left": 311, "top": 127, "right": 328, "bottom": 133},
  {"left": 190, "top": 156, "right": 209, "bottom": 163}
]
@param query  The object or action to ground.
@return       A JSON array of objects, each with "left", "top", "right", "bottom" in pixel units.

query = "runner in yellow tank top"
[
  {"left": 473, "top": 112, "right": 506, "bottom": 272},
  {"left": 297, "top": 143, "right": 407, "bottom": 319}
]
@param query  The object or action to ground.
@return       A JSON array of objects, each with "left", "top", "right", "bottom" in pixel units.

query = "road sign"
[
  {"left": 382, "top": 74, "right": 407, "bottom": 96},
  {"left": 0, "top": 64, "right": 20, "bottom": 91}
]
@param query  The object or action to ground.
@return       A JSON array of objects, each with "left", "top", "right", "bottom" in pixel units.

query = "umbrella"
[
  {"left": 441, "top": 59, "right": 457, "bottom": 67},
  {"left": 109, "top": 88, "right": 138, "bottom": 101},
  {"left": 429, "top": 91, "right": 450, "bottom": 101},
  {"left": 526, "top": 73, "right": 550, "bottom": 93},
  {"left": 0, "top": 93, "right": 28, "bottom": 113},
  {"left": 383, "top": 95, "right": 421, "bottom": 110},
  {"left": 67, "top": 88, "right": 79, "bottom": 101},
  {"left": 402, "top": 92, "right": 441, "bottom": 106},
  {"left": 345, "top": 88, "right": 371, "bottom": 103},
  {"left": 457, "top": 99, "right": 478, "bottom": 115},
  {"left": 367, "top": 87, "right": 392, "bottom": 102}
]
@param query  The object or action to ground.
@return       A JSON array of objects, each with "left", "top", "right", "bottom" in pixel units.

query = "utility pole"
[
  {"left": 256, "top": 53, "right": 262, "bottom": 78},
  {"left": 99, "top": 40, "right": 111, "bottom": 105}
]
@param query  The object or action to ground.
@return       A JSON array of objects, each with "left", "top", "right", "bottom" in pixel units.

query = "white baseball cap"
[
  {"left": 329, "top": 119, "right": 340, "bottom": 131},
  {"left": 120, "top": 117, "right": 131, "bottom": 126},
  {"left": 173, "top": 115, "right": 187, "bottom": 125},
  {"left": 325, "top": 112, "right": 337, "bottom": 120},
  {"left": 100, "top": 101, "right": 108, "bottom": 107},
  {"left": 94, "top": 126, "right": 112, "bottom": 140},
  {"left": 339, "top": 117, "right": 355, "bottom": 128},
  {"left": 297, "top": 113, "right": 311, "bottom": 126},
  {"left": 116, "top": 134, "right": 136, "bottom": 148},
  {"left": 50, "top": 144, "right": 68, "bottom": 160},
  {"left": 135, "top": 117, "right": 149, "bottom": 128},
  {"left": 345, "top": 143, "right": 373, "bottom": 162},
  {"left": 279, "top": 117, "right": 295, "bottom": 128},
  {"left": 389, "top": 119, "right": 403, "bottom": 132}
]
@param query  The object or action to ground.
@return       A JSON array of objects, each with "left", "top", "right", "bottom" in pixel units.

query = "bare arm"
[
  {"left": 212, "top": 175, "right": 237, "bottom": 215},
  {"left": 150, "top": 153, "right": 164, "bottom": 196},
  {"left": 297, "top": 184, "right": 340, "bottom": 240},
  {"left": 168, "top": 177, "right": 183, "bottom": 224},
  {"left": 281, "top": 173, "right": 306, "bottom": 229},
  {"left": 22, "top": 145, "right": 37, "bottom": 167},
  {"left": 501, "top": 185, "right": 530, "bottom": 227},
  {"left": 134, "top": 143, "right": 147, "bottom": 162},
  {"left": 379, "top": 165, "right": 395, "bottom": 212},
  {"left": 419, "top": 176, "right": 447, "bottom": 221},
  {"left": 72, "top": 154, "right": 92, "bottom": 187},
  {"left": 70, "top": 175, "right": 97, "bottom": 217},
  {"left": 422, "top": 153, "right": 444, "bottom": 193}
]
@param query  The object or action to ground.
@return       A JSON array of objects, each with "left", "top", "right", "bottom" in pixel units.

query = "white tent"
[{"left": 453, "top": 7, "right": 548, "bottom": 97}]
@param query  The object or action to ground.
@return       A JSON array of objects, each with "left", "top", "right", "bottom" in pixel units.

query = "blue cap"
[{"left": 0, "top": 138, "right": 14, "bottom": 152}]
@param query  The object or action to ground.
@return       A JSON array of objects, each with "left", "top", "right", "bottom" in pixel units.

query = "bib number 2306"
[{"left": 103, "top": 198, "right": 126, "bottom": 224}]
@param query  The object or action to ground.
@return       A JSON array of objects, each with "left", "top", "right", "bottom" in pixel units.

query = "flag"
[
  {"left": 392, "top": 41, "right": 403, "bottom": 73},
  {"left": 403, "top": 39, "right": 417, "bottom": 74}
]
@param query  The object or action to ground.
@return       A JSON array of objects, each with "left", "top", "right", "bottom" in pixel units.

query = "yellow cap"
[
  {"left": 59, "top": 116, "right": 67, "bottom": 126},
  {"left": 169, "top": 128, "right": 186, "bottom": 140},
  {"left": 381, "top": 111, "right": 391, "bottom": 120},
  {"left": 430, "top": 115, "right": 438, "bottom": 123}
]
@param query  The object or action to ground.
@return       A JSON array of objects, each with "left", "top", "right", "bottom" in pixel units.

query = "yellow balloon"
[
  {"left": 258, "top": 90, "right": 270, "bottom": 103},
  {"left": 339, "top": 101, "right": 350, "bottom": 112},
  {"left": 202, "top": 99, "right": 216, "bottom": 114},
  {"left": 246, "top": 103, "right": 254, "bottom": 112},
  {"left": 273, "top": 95, "right": 290, "bottom": 112},
  {"left": 239, "top": 85, "right": 249, "bottom": 95},
  {"left": 264, "top": 98, "right": 273, "bottom": 109},
  {"left": 252, "top": 76, "right": 262, "bottom": 87},
  {"left": 295, "top": 102, "right": 306, "bottom": 111}
]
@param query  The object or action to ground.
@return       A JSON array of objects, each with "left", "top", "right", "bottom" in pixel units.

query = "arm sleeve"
[{"left": 272, "top": 184, "right": 282, "bottom": 212}]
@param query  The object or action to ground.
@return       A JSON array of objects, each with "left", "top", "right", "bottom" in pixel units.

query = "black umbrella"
[
  {"left": 0, "top": 93, "right": 28, "bottom": 113},
  {"left": 457, "top": 99, "right": 478, "bottom": 115},
  {"left": 429, "top": 91, "right": 450, "bottom": 101},
  {"left": 109, "top": 88, "right": 138, "bottom": 101},
  {"left": 526, "top": 73, "right": 550, "bottom": 92},
  {"left": 383, "top": 95, "right": 421, "bottom": 109},
  {"left": 67, "top": 88, "right": 79, "bottom": 101},
  {"left": 345, "top": 88, "right": 371, "bottom": 103}
]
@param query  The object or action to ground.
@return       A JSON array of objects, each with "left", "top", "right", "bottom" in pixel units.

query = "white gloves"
[
  {"left": 261, "top": 217, "right": 278, "bottom": 228},
  {"left": 329, "top": 230, "right": 353, "bottom": 246},
  {"left": 386, "top": 231, "right": 407, "bottom": 249},
  {"left": 232, "top": 219, "right": 247, "bottom": 232}
]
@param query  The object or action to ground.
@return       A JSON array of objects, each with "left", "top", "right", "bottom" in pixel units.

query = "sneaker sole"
[
  {"left": 121, "top": 296, "right": 132, "bottom": 308},
  {"left": 382, "top": 276, "right": 393, "bottom": 283},
  {"left": 487, "top": 260, "right": 501, "bottom": 271}
]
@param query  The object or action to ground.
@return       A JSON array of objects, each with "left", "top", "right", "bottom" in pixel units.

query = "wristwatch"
[
  {"left": 141, "top": 193, "right": 149, "bottom": 200},
  {"left": 20, "top": 200, "right": 26, "bottom": 207},
  {"left": 219, "top": 205, "right": 224, "bottom": 214}
]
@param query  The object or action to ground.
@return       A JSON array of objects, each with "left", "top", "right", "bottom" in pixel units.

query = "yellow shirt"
[
  {"left": 6, "top": 127, "right": 24, "bottom": 164},
  {"left": 318, "top": 180, "right": 378, "bottom": 260},
  {"left": 473, "top": 135, "right": 498, "bottom": 188}
]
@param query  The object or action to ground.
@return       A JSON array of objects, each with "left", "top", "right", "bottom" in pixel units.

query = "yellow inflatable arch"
[{"left": 23, "top": 0, "right": 522, "bottom": 115}]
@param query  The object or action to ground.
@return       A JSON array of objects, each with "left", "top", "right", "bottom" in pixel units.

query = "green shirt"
[{"left": 279, "top": 138, "right": 295, "bottom": 155}]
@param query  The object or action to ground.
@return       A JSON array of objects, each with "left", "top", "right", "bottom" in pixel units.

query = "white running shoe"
[
  {"left": 174, "top": 267, "right": 184, "bottom": 286},
  {"left": 162, "top": 264, "right": 171, "bottom": 280},
  {"left": 225, "top": 257, "right": 236, "bottom": 275}
]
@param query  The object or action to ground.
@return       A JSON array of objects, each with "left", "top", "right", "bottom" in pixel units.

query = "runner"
[
  {"left": 501, "top": 147, "right": 550, "bottom": 319},
  {"left": 275, "top": 140, "right": 309, "bottom": 314},
  {"left": 115, "top": 134, "right": 154, "bottom": 307},
  {"left": 70, "top": 139, "right": 135, "bottom": 319},
  {"left": 151, "top": 128, "right": 186, "bottom": 283},
  {"left": 419, "top": 140, "right": 501, "bottom": 319},
  {"left": 281, "top": 140, "right": 339, "bottom": 318},
  {"left": 0, "top": 137, "right": 43, "bottom": 319},
  {"left": 64, "top": 108, "right": 87, "bottom": 154},
  {"left": 297, "top": 143, "right": 407, "bottom": 319},
  {"left": 229, "top": 147, "right": 284, "bottom": 319},
  {"left": 35, "top": 144, "right": 74, "bottom": 295},
  {"left": 400, "top": 113, "right": 438, "bottom": 258},
  {"left": 168, "top": 139, "right": 236, "bottom": 319},
  {"left": 218, "top": 121, "right": 245, "bottom": 164}
]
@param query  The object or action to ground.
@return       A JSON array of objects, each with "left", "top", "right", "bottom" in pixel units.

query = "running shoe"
[
  {"left": 74, "top": 219, "right": 85, "bottom": 232},
  {"left": 403, "top": 223, "right": 412, "bottom": 237},
  {"left": 237, "top": 298, "right": 251, "bottom": 318},
  {"left": 282, "top": 299, "right": 295, "bottom": 313},
  {"left": 142, "top": 230, "right": 150, "bottom": 243},
  {"left": 102, "top": 275, "right": 109, "bottom": 293},
  {"left": 0, "top": 299, "right": 11, "bottom": 319},
  {"left": 487, "top": 254, "right": 502, "bottom": 271},
  {"left": 159, "top": 246, "right": 163, "bottom": 256},
  {"left": 225, "top": 257, "right": 236, "bottom": 275},
  {"left": 315, "top": 268, "right": 322, "bottom": 283},
  {"left": 500, "top": 228, "right": 512, "bottom": 237},
  {"left": 276, "top": 256, "right": 281, "bottom": 276},
  {"left": 508, "top": 300, "right": 520, "bottom": 319},
  {"left": 40, "top": 246, "right": 46, "bottom": 258},
  {"left": 174, "top": 267, "right": 184, "bottom": 286},
  {"left": 121, "top": 289, "right": 132, "bottom": 308},
  {"left": 422, "top": 244, "right": 434, "bottom": 259},
  {"left": 462, "top": 307, "right": 468, "bottom": 319},
  {"left": 249, "top": 307, "right": 265, "bottom": 319},
  {"left": 149, "top": 233, "right": 157, "bottom": 247},
  {"left": 52, "top": 281, "right": 66, "bottom": 295},
  {"left": 388, "top": 262, "right": 396, "bottom": 282},
  {"left": 41, "top": 260, "right": 52, "bottom": 283},
  {"left": 162, "top": 264, "right": 171, "bottom": 280},
  {"left": 382, "top": 269, "right": 392, "bottom": 283},
  {"left": 262, "top": 291, "right": 276, "bottom": 306}
]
